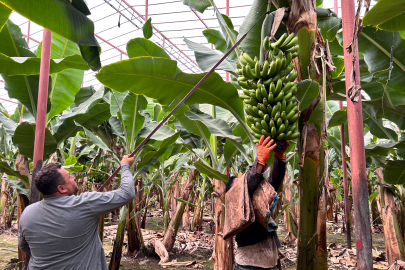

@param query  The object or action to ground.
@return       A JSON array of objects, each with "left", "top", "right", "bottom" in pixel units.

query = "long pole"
[
  {"left": 333, "top": 0, "right": 351, "bottom": 249},
  {"left": 341, "top": 0, "right": 373, "bottom": 268},
  {"left": 26, "top": 28, "right": 52, "bottom": 267},
  {"left": 225, "top": 0, "right": 229, "bottom": 83}
]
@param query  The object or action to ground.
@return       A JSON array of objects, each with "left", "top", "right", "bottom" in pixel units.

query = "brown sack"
[
  {"left": 223, "top": 173, "right": 255, "bottom": 240},
  {"left": 252, "top": 178, "right": 279, "bottom": 231}
]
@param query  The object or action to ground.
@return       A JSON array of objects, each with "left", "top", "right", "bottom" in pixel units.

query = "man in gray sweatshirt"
[{"left": 18, "top": 155, "right": 136, "bottom": 270}]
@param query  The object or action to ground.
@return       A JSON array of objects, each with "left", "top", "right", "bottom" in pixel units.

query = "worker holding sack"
[
  {"left": 18, "top": 155, "right": 136, "bottom": 270},
  {"left": 224, "top": 135, "right": 288, "bottom": 270}
]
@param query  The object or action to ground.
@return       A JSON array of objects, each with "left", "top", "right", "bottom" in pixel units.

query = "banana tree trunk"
[
  {"left": 369, "top": 180, "right": 381, "bottom": 226},
  {"left": 316, "top": 186, "right": 328, "bottom": 269},
  {"left": 15, "top": 154, "right": 30, "bottom": 270},
  {"left": 287, "top": 1, "right": 327, "bottom": 268},
  {"left": 127, "top": 201, "right": 144, "bottom": 255},
  {"left": 109, "top": 205, "right": 128, "bottom": 270},
  {"left": 7, "top": 191, "right": 16, "bottom": 228},
  {"left": 212, "top": 179, "right": 233, "bottom": 270},
  {"left": 162, "top": 170, "right": 197, "bottom": 250},
  {"left": 376, "top": 168, "right": 405, "bottom": 265},
  {"left": 0, "top": 176, "right": 7, "bottom": 226}
]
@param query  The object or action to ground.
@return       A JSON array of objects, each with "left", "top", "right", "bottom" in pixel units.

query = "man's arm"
[
  {"left": 18, "top": 229, "right": 30, "bottom": 253},
  {"left": 267, "top": 153, "right": 287, "bottom": 192},
  {"left": 84, "top": 155, "right": 136, "bottom": 217},
  {"left": 245, "top": 158, "right": 265, "bottom": 197}
]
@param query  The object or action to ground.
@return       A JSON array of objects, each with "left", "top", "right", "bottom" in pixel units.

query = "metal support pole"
[
  {"left": 341, "top": 0, "right": 373, "bottom": 268},
  {"left": 145, "top": 0, "right": 148, "bottom": 21},
  {"left": 162, "top": 38, "right": 165, "bottom": 49},
  {"left": 26, "top": 28, "right": 52, "bottom": 268},
  {"left": 334, "top": 0, "right": 351, "bottom": 249}
]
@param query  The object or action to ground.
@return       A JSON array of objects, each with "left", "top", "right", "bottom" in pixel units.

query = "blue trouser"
[{"left": 233, "top": 263, "right": 279, "bottom": 270}]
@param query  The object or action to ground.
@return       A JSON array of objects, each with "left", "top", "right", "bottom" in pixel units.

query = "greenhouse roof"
[{"left": 0, "top": 0, "right": 372, "bottom": 115}]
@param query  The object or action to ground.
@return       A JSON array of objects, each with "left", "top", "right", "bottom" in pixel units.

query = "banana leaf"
[
  {"left": 0, "top": 113, "right": 17, "bottom": 134},
  {"left": 0, "top": 4, "right": 11, "bottom": 31},
  {"left": 182, "top": 0, "right": 211, "bottom": 13},
  {"left": 316, "top": 8, "right": 340, "bottom": 42},
  {"left": 363, "top": 0, "right": 405, "bottom": 31},
  {"left": 384, "top": 160, "right": 405, "bottom": 185},
  {"left": 203, "top": 29, "right": 237, "bottom": 59},
  {"left": 194, "top": 161, "right": 228, "bottom": 182},
  {"left": 358, "top": 26, "right": 405, "bottom": 97},
  {"left": 13, "top": 122, "right": 57, "bottom": 160},
  {"left": 0, "top": 53, "right": 88, "bottom": 75},
  {"left": 127, "top": 38, "right": 171, "bottom": 59},
  {"left": 95, "top": 56, "right": 253, "bottom": 143},
  {"left": 297, "top": 79, "right": 320, "bottom": 111},
  {"left": 0, "top": 162, "right": 29, "bottom": 187},
  {"left": 236, "top": 0, "right": 268, "bottom": 59},
  {"left": 54, "top": 103, "right": 111, "bottom": 144},
  {"left": 184, "top": 38, "right": 237, "bottom": 72},
  {"left": 0, "top": 0, "right": 101, "bottom": 70}
]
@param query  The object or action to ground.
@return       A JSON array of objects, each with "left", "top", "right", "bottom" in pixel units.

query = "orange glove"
[
  {"left": 274, "top": 141, "right": 290, "bottom": 160},
  {"left": 256, "top": 135, "right": 276, "bottom": 166}
]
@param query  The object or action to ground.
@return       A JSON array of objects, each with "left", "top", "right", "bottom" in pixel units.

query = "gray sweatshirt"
[{"left": 18, "top": 163, "right": 135, "bottom": 270}]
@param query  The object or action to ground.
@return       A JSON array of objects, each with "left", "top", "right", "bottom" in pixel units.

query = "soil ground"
[{"left": 0, "top": 215, "right": 387, "bottom": 270}]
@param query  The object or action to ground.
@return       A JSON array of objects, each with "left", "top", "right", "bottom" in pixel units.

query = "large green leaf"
[
  {"left": 384, "top": 160, "right": 405, "bottom": 185},
  {"left": 203, "top": 29, "right": 230, "bottom": 55},
  {"left": 362, "top": 77, "right": 405, "bottom": 106},
  {"left": 136, "top": 132, "right": 180, "bottom": 175},
  {"left": 0, "top": 113, "right": 17, "bottom": 134},
  {"left": 182, "top": 0, "right": 211, "bottom": 13},
  {"left": 0, "top": 53, "right": 88, "bottom": 75},
  {"left": 358, "top": 26, "right": 405, "bottom": 96},
  {"left": 110, "top": 91, "right": 129, "bottom": 117},
  {"left": 184, "top": 38, "right": 236, "bottom": 72},
  {"left": 137, "top": 123, "right": 182, "bottom": 142},
  {"left": 194, "top": 161, "right": 228, "bottom": 182},
  {"left": 121, "top": 93, "right": 148, "bottom": 150},
  {"left": 297, "top": 80, "right": 320, "bottom": 111},
  {"left": 363, "top": 98, "right": 405, "bottom": 130},
  {"left": 328, "top": 110, "right": 347, "bottom": 128},
  {"left": 143, "top": 18, "right": 153, "bottom": 39},
  {"left": 223, "top": 124, "right": 251, "bottom": 167},
  {"left": 74, "top": 86, "right": 95, "bottom": 106},
  {"left": 0, "top": 20, "right": 51, "bottom": 117},
  {"left": 54, "top": 103, "right": 111, "bottom": 144},
  {"left": 316, "top": 8, "right": 340, "bottom": 42},
  {"left": 13, "top": 122, "right": 57, "bottom": 160},
  {"left": 1, "top": 0, "right": 101, "bottom": 70},
  {"left": 95, "top": 56, "right": 252, "bottom": 142},
  {"left": 0, "top": 0, "right": 98, "bottom": 47},
  {"left": 63, "top": 89, "right": 104, "bottom": 119},
  {"left": 236, "top": 0, "right": 268, "bottom": 59},
  {"left": 0, "top": 162, "right": 29, "bottom": 187},
  {"left": 363, "top": 0, "right": 405, "bottom": 31},
  {"left": 4, "top": 178, "right": 30, "bottom": 198},
  {"left": 185, "top": 110, "right": 240, "bottom": 140},
  {"left": 363, "top": 114, "right": 397, "bottom": 141},
  {"left": 127, "top": 38, "right": 171, "bottom": 59},
  {"left": 365, "top": 141, "right": 405, "bottom": 158},
  {"left": 0, "top": 4, "right": 12, "bottom": 31}
]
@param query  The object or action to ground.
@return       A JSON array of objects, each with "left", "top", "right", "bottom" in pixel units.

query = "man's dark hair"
[{"left": 34, "top": 163, "right": 65, "bottom": 195}]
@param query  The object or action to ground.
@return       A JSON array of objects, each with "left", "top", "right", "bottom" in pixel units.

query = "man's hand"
[
  {"left": 121, "top": 154, "right": 135, "bottom": 166},
  {"left": 274, "top": 141, "right": 290, "bottom": 160},
  {"left": 257, "top": 135, "right": 276, "bottom": 166}
]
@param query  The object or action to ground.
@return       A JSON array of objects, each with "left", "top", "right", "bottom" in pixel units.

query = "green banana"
[
  {"left": 274, "top": 79, "right": 283, "bottom": 95},
  {"left": 285, "top": 101, "right": 293, "bottom": 112},
  {"left": 253, "top": 139, "right": 260, "bottom": 143},
  {"left": 238, "top": 75, "right": 248, "bottom": 82},
  {"left": 283, "top": 92, "right": 292, "bottom": 101},
  {"left": 278, "top": 124, "right": 285, "bottom": 134},
  {"left": 263, "top": 97, "right": 268, "bottom": 107},
  {"left": 242, "top": 89, "right": 251, "bottom": 95},
  {"left": 239, "top": 94, "right": 250, "bottom": 100},
  {"left": 262, "top": 61, "right": 269, "bottom": 77},
  {"left": 263, "top": 37, "right": 271, "bottom": 51},
  {"left": 267, "top": 105, "right": 273, "bottom": 114},
  {"left": 262, "top": 129, "right": 272, "bottom": 137},
  {"left": 284, "top": 119, "right": 289, "bottom": 128},
  {"left": 271, "top": 33, "right": 287, "bottom": 49},
  {"left": 273, "top": 90, "right": 284, "bottom": 103},
  {"left": 239, "top": 55, "right": 248, "bottom": 66},
  {"left": 287, "top": 71, "right": 298, "bottom": 82},
  {"left": 281, "top": 111, "right": 286, "bottom": 121},
  {"left": 286, "top": 45, "right": 299, "bottom": 53},
  {"left": 281, "top": 36, "right": 298, "bottom": 51},
  {"left": 268, "top": 93, "right": 273, "bottom": 104},
  {"left": 276, "top": 117, "right": 282, "bottom": 128},
  {"left": 280, "top": 33, "right": 295, "bottom": 48},
  {"left": 268, "top": 61, "right": 277, "bottom": 77},
  {"left": 280, "top": 58, "right": 287, "bottom": 71},
  {"left": 255, "top": 61, "right": 261, "bottom": 78},
  {"left": 269, "top": 83, "right": 276, "bottom": 94},
  {"left": 285, "top": 107, "right": 297, "bottom": 120},
  {"left": 271, "top": 105, "right": 278, "bottom": 118},
  {"left": 270, "top": 120, "right": 275, "bottom": 128},
  {"left": 291, "top": 52, "right": 299, "bottom": 59},
  {"left": 260, "top": 85, "right": 267, "bottom": 100},
  {"left": 289, "top": 113, "right": 299, "bottom": 122},
  {"left": 272, "top": 46, "right": 279, "bottom": 56},
  {"left": 253, "top": 132, "right": 263, "bottom": 139},
  {"left": 264, "top": 114, "right": 270, "bottom": 122},
  {"left": 281, "top": 100, "right": 286, "bottom": 111},
  {"left": 256, "top": 88, "right": 263, "bottom": 101},
  {"left": 258, "top": 110, "right": 265, "bottom": 118},
  {"left": 263, "top": 77, "right": 272, "bottom": 86},
  {"left": 236, "top": 62, "right": 243, "bottom": 69},
  {"left": 289, "top": 132, "right": 299, "bottom": 140},
  {"left": 285, "top": 131, "right": 292, "bottom": 139},
  {"left": 274, "top": 112, "right": 280, "bottom": 121},
  {"left": 259, "top": 103, "right": 267, "bottom": 112},
  {"left": 255, "top": 122, "right": 263, "bottom": 131},
  {"left": 243, "top": 52, "right": 256, "bottom": 67},
  {"left": 252, "top": 106, "right": 260, "bottom": 116},
  {"left": 245, "top": 65, "right": 256, "bottom": 79},
  {"left": 261, "top": 120, "right": 271, "bottom": 133},
  {"left": 276, "top": 133, "right": 285, "bottom": 140},
  {"left": 238, "top": 81, "right": 251, "bottom": 89},
  {"left": 271, "top": 127, "right": 277, "bottom": 137},
  {"left": 275, "top": 58, "right": 282, "bottom": 74}
]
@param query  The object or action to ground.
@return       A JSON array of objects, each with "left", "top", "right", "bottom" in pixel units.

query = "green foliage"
[
  {"left": 143, "top": 18, "right": 153, "bottom": 39},
  {"left": 363, "top": 0, "right": 405, "bottom": 31}
]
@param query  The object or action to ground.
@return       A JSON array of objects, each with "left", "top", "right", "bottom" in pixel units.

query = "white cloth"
[{"left": 235, "top": 236, "right": 278, "bottom": 268}]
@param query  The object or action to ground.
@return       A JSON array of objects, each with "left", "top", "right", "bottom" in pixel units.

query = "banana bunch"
[{"left": 236, "top": 33, "right": 300, "bottom": 144}]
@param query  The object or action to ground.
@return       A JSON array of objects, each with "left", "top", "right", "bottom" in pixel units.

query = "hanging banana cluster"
[{"left": 236, "top": 33, "right": 300, "bottom": 144}]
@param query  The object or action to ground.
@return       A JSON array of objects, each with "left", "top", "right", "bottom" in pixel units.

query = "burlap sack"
[
  {"left": 223, "top": 173, "right": 255, "bottom": 240},
  {"left": 252, "top": 178, "right": 279, "bottom": 232}
]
